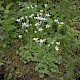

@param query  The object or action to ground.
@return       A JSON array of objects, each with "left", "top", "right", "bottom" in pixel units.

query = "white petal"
[
  {"left": 18, "top": 35, "right": 22, "bottom": 38},
  {"left": 25, "top": 29, "right": 28, "bottom": 32},
  {"left": 16, "top": 19, "right": 20, "bottom": 22},
  {"left": 34, "top": 31, "right": 37, "bottom": 33},
  {"left": 40, "top": 10, "right": 43, "bottom": 12},
  {"left": 54, "top": 19, "right": 58, "bottom": 22},
  {"left": 51, "top": 42, "right": 54, "bottom": 44},
  {"left": 56, "top": 42, "right": 60, "bottom": 45},
  {"left": 44, "top": 4, "right": 48, "bottom": 8},
  {"left": 48, "top": 44, "right": 50, "bottom": 47},
  {"left": 54, "top": 46, "right": 59, "bottom": 51}
]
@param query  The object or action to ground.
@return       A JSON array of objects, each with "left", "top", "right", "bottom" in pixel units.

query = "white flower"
[
  {"left": 39, "top": 39, "right": 46, "bottom": 43},
  {"left": 43, "top": 39, "right": 46, "bottom": 42},
  {"left": 34, "top": 17, "right": 36, "bottom": 19},
  {"left": 40, "top": 21, "right": 42, "bottom": 24},
  {"left": 20, "top": 16, "right": 24, "bottom": 20},
  {"left": 51, "top": 40, "right": 55, "bottom": 44},
  {"left": 34, "top": 17, "right": 46, "bottom": 21},
  {"left": 37, "top": 39, "right": 46, "bottom": 43},
  {"left": 39, "top": 17, "right": 46, "bottom": 20},
  {"left": 30, "top": 5, "right": 32, "bottom": 7},
  {"left": 34, "top": 17, "right": 39, "bottom": 20},
  {"left": 33, "top": 38, "right": 38, "bottom": 41},
  {"left": 26, "top": 19, "right": 29, "bottom": 23},
  {"left": 22, "top": 22, "right": 26, "bottom": 27},
  {"left": 36, "top": 40, "right": 39, "bottom": 43},
  {"left": 33, "top": 38, "right": 46, "bottom": 43},
  {"left": 38, "top": 28, "right": 43, "bottom": 31},
  {"left": 26, "top": 24, "right": 29, "bottom": 27},
  {"left": 18, "top": 35, "right": 22, "bottom": 38},
  {"left": 39, "top": 13, "right": 43, "bottom": 16},
  {"left": 39, "top": 39, "right": 44, "bottom": 43},
  {"left": 59, "top": 25, "right": 61, "bottom": 27},
  {"left": 34, "top": 31, "right": 37, "bottom": 33},
  {"left": 56, "top": 42, "right": 60, "bottom": 45},
  {"left": 25, "top": 16, "right": 28, "bottom": 19},
  {"left": 29, "top": 24, "right": 32, "bottom": 26},
  {"left": 27, "top": 7, "right": 30, "bottom": 9},
  {"left": 35, "top": 22, "right": 40, "bottom": 26},
  {"left": 54, "top": 46, "right": 59, "bottom": 51},
  {"left": 29, "top": 14, "right": 34, "bottom": 18},
  {"left": 57, "top": 22, "right": 60, "bottom": 24},
  {"left": 44, "top": 4, "right": 48, "bottom": 8},
  {"left": 32, "top": 7, "right": 34, "bottom": 9},
  {"left": 40, "top": 10, "right": 43, "bottom": 12},
  {"left": 35, "top": 21, "right": 42, "bottom": 26},
  {"left": 30, "top": 5, "right": 34, "bottom": 8},
  {"left": 29, "top": 16, "right": 32, "bottom": 18},
  {"left": 51, "top": 42, "right": 54, "bottom": 44},
  {"left": 22, "top": 23, "right": 29, "bottom": 28},
  {"left": 43, "top": 18, "right": 47, "bottom": 20},
  {"left": 16, "top": 19, "right": 20, "bottom": 22},
  {"left": 46, "top": 13, "right": 50, "bottom": 17},
  {"left": 59, "top": 22, "right": 64, "bottom": 25},
  {"left": 48, "top": 44, "right": 50, "bottom": 47},
  {"left": 45, "top": 24, "right": 50, "bottom": 28},
  {"left": 37, "top": 13, "right": 39, "bottom": 17},
  {"left": 34, "top": 5, "right": 37, "bottom": 7},
  {"left": 25, "top": 29, "right": 28, "bottom": 32},
  {"left": 54, "top": 19, "right": 59, "bottom": 22}
]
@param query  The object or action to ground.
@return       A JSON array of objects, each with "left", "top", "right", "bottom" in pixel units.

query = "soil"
[
  {"left": 0, "top": 40, "right": 65, "bottom": 80},
  {"left": 74, "top": 66, "right": 80, "bottom": 80},
  {"left": 0, "top": 39, "right": 80, "bottom": 80},
  {"left": 76, "top": 23, "right": 80, "bottom": 31}
]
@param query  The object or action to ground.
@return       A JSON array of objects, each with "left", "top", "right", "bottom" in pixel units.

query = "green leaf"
[
  {"left": 60, "top": 77, "right": 64, "bottom": 80},
  {"left": 47, "top": 18, "right": 53, "bottom": 24},
  {"left": 0, "top": 62, "right": 4, "bottom": 66},
  {"left": 4, "top": 10, "right": 9, "bottom": 14},
  {"left": 0, "top": 7, "right": 4, "bottom": 11},
  {"left": 7, "top": 73, "right": 12, "bottom": 80},
  {"left": 3, "top": 44, "right": 7, "bottom": 48},
  {"left": 6, "top": 2, "right": 13, "bottom": 10},
  {"left": 16, "top": 51, "right": 19, "bottom": 55},
  {"left": 3, "top": 15, "right": 8, "bottom": 19},
  {"left": 39, "top": 73, "right": 44, "bottom": 78}
]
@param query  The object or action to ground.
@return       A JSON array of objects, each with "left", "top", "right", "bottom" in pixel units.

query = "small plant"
[
  {"left": 15, "top": 3, "right": 65, "bottom": 78},
  {"left": 0, "top": 1, "right": 80, "bottom": 79},
  {"left": 15, "top": 2, "right": 80, "bottom": 78}
]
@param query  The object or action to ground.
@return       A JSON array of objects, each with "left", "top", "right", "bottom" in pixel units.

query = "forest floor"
[{"left": 0, "top": 40, "right": 66, "bottom": 80}]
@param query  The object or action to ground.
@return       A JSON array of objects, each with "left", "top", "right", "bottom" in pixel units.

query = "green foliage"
[
  {"left": 63, "top": 56, "right": 80, "bottom": 80},
  {"left": 0, "top": 0, "right": 80, "bottom": 79},
  {"left": 13, "top": 1, "right": 79, "bottom": 78},
  {"left": 18, "top": 41, "right": 62, "bottom": 77}
]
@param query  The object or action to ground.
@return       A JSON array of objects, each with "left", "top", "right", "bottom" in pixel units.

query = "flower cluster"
[
  {"left": 16, "top": 3, "right": 63, "bottom": 51},
  {"left": 47, "top": 40, "right": 60, "bottom": 51},
  {"left": 33, "top": 37, "right": 60, "bottom": 51},
  {"left": 16, "top": 4, "right": 51, "bottom": 35},
  {"left": 26, "top": 4, "right": 37, "bottom": 9},
  {"left": 54, "top": 19, "right": 64, "bottom": 27},
  {"left": 34, "top": 16, "right": 47, "bottom": 21},
  {"left": 33, "top": 38, "right": 46, "bottom": 43}
]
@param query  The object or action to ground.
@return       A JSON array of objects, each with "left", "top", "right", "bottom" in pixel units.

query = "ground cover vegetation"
[{"left": 0, "top": 0, "right": 80, "bottom": 80}]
